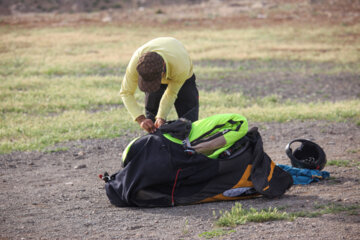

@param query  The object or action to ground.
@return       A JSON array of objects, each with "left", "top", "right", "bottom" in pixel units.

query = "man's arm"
[
  {"left": 120, "top": 65, "right": 158, "bottom": 132},
  {"left": 120, "top": 76, "right": 156, "bottom": 133},
  {"left": 119, "top": 72, "right": 143, "bottom": 121}
]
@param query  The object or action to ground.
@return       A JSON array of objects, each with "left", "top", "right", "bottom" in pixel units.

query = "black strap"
[
  {"left": 190, "top": 123, "right": 227, "bottom": 146},
  {"left": 159, "top": 118, "right": 192, "bottom": 140},
  {"left": 219, "top": 136, "right": 250, "bottom": 159}
]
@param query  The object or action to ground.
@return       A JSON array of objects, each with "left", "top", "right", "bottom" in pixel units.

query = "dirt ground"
[{"left": 1, "top": 1, "right": 360, "bottom": 239}]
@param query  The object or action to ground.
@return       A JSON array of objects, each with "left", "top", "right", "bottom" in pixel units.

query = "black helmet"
[{"left": 285, "top": 139, "right": 327, "bottom": 170}]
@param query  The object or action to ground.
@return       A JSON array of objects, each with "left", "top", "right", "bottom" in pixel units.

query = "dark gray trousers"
[{"left": 145, "top": 74, "right": 199, "bottom": 122}]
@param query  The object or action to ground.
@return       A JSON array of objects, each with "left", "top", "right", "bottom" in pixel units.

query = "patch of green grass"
[
  {"left": 257, "top": 94, "right": 281, "bottom": 105},
  {"left": 195, "top": 65, "right": 235, "bottom": 80},
  {"left": 199, "top": 229, "right": 236, "bottom": 239},
  {"left": 182, "top": 219, "right": 189, "bottom": 235},
  {"left": 0, "top": 75, "right": 126, "bottom": 115},
  {"left": 0, "top": 109, "right": 139, "bottom": 154},
  {"left": 347, "top": 148, "right": 360, "bottom": 154},
  {"left": 43, "top": 146, "right": 70, "bottom": 153},
  {"left": 276, "top": 205, "right": 289, "bottom": 211},
  {"left": 290, "top": 211, "right": 322, "bottom": 218},
  {"left": 327, "top": 159, "right": 351, "bottom": 167},
  {"left": 286, "top": 203, "right": 360, "bottom": 218},
  {"left": 212, "top": 203, "right": 360, "bottom": 229},
  {"left": 216, "top": 203, "right": 290, "bottom": 227},
  {"left": 311, "top": 203, "right": 360, "bottom": 215},
  {"left": 201, "top": 199, "right": 359, "bottom": 238}
]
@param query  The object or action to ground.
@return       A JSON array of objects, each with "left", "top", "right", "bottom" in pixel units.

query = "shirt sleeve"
[
  {"left": 119, "top": 57, "right": 144, "bottom": 121},
  {"left": 156, "top": 73, "right": 187, "bottom": 120}
]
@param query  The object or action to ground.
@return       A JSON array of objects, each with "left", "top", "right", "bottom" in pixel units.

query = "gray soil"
[{"left": 1, "top": 59, "right": 360, "bottom": 239}]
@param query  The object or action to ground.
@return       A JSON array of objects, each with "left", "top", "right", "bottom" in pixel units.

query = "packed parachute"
[{"left": 101, "top": 114, "right": 294, "bottom": 207}]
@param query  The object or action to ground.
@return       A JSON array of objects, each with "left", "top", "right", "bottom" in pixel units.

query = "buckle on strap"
[
  {"left": 182, "top": 137, "right": 192, "bottom": 149},
  {"left": 182, "top": 137, "right": 195, "bottom": 155}
]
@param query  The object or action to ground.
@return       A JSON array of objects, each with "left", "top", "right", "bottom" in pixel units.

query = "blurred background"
[{"left": 1, "top": 0, "right": 359, "bottom": 27}]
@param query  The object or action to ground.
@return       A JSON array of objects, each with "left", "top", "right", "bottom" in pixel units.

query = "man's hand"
[
  {"left": 140, "top": 119, "right": 156, "bottom": 133},
  {"left": 154, "top": 118, "right": 166, "bottom": 128},
  {"left": 136, "top": 115, "right": 156, "bottom": 133}
]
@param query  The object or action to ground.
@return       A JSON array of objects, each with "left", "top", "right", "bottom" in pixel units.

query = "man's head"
[{"left": 137, "top": 52, "right": 164, "bottom": 93}]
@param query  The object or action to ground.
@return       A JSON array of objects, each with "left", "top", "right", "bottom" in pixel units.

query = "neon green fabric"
[
  {"left": 122, "top": 137, "right": 140, "bottom": 162},
  {"left": 163, "top": 113, "right": 248, "bottom": 158},
  {"left": 122, "top": 114, "right": 248, "bottom": 162}
]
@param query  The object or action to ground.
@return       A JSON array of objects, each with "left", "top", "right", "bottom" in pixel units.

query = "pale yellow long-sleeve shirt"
[{"left": 120, "top": 37, "right": 193, "bottom": 121}]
